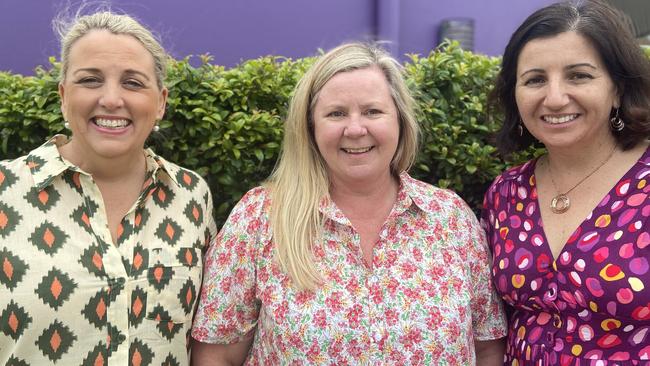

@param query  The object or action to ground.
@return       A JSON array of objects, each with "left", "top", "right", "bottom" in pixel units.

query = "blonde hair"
[
  {"left": 54, "top": 9, "right": 167, "bottom": 89},
  {"left": 267, "top": 42, "right": 420, "bottom": 289}
]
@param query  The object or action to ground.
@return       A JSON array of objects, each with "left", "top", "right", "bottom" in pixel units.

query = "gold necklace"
[{"left": 547, "top": 144, "right": 617, "bottom": 214}]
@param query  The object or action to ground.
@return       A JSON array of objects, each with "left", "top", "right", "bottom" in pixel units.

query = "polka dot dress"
[{"left": 482, "top": 147, "right": 650, "bottom": 365}]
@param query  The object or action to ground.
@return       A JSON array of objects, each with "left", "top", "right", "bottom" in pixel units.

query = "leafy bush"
[{"left": 3, "top": 42, "right": 647, "bottom": 226}]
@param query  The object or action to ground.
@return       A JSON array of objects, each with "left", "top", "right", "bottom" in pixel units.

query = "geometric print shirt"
[
  {"left": 0, "top": 135, "right": 217, "bottom": 366},
  {"left": 192, "top": 173, "right": 506, "bottom": 365}
]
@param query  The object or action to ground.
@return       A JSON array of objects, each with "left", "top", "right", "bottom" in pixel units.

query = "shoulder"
[
  {"left": 1, "top": 141, "right": 56, "bottom": 185},
  {"left": 1, "top": 153, "right": 29, "bottom": 171},
  {"left": 485, "top": 159, "right": 537, "bottom": 198},
  {"left": 401, "top": 172, "right": 472, "bottom": 215},
  {"left": 225, "top": 185, "right": 271, "bottom": 224}
]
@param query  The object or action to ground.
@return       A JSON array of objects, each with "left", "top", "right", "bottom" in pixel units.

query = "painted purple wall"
[
  {"left": 397, "top": 0, "right": 556, "bottom": 57},
  {"left": 0, "top": 0, "right": 554, "bottom": 76}
]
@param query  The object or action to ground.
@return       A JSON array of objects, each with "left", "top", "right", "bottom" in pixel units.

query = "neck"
[
  {"left": 58, "top": 142, "right": 146, "bottom": 183},
  {"left": 329, "top": 172, "right": 399, "bottom": 217},
  {"left": 545, "top": 137, "right": 617, "bottom": 177}
]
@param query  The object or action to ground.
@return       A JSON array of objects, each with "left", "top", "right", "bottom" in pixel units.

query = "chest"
[
  {"left": 489, "top": 175, "right": 650, "bottom": 315},
  {"left": 253, "top": 225, "right": 475, "bottom": 363}
]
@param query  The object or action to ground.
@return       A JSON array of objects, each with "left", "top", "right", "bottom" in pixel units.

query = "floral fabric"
[
  {"left": 192, "top": 172, "right": 506, "bottom": 365},
  {"left": 0, "top": 136, "right": 217, "bottom": 365},
  {"left": 482, "top": 147, "right": 650, "bottom": 365}
]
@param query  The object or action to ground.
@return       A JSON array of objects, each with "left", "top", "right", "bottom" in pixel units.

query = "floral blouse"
[
  {"left": 192, "top": 173, "right": 506, "bottom": 365},
  {"left": 482, "top": 147, "right": 650, "bottom": 365},
  {"left": 0, "top": 136, "right": 217, "bottom": 366}
]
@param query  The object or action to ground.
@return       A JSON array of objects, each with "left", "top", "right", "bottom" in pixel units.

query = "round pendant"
[{"left": 550, "top": 194, "right": 570, "bottom": 214}]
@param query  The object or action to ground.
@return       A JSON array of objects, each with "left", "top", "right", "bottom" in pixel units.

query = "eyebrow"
[
  {"left": 72, "top": 68, "right": 151, "bottom": 81},
  {"left": 519, "top": 62, "right": 598, "bottom": 78}
]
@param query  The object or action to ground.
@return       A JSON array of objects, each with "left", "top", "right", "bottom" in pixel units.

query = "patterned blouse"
[
  {"left": 482, "top": 147, "right": 650, "bottom": 365},
  {"left": 0, "top": 136, "right": 217, "bottom": 366},
  {"left": 192, "top": 173, "right": 506, "bottom": 365}
]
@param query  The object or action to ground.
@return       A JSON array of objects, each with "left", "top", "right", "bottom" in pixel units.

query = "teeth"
[
  {"left": 94, "top": 118, "right": 130, "bottom": 128},
  {"left": 343, "top": 147, "right": 372, "bottom": 153},
  {"left": 543, "top": 114, "right": 578, "bottom": 124}
]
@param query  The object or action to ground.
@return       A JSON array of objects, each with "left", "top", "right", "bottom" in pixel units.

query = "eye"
[
  {"left": 75, "top": 76, "right": 102, "bottom": 87},
  {"left": 365, "top": 108, "right": 383, "bottom": 116},
  {"left": 569, "top": 72, "right": 594, "bottom": 82},
  {"left": 123, "top": 78, "right": 145, "bottom": 89},
  {"left": 523, "top": 76, "right": 545, "bottom": 86},
  {"left": 326, "top": 110, "right": 345, "bottom": 118}
]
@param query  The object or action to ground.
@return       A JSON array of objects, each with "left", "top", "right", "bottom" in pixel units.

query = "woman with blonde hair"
[
  {"left": 192, "top": 42, "right": 506, "bottom": 365},
  {"left": 0, "top": 10, "right": 216, "bottom": 365}
]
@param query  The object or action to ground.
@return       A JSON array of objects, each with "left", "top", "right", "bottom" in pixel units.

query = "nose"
[
  {"left": 99, "top": 83, "right": 124, "bottom": 110},
  {"left": 343, "top": 114, "right": 367, "bottom": 137},
  {"left": 543, "top": 79, "right": 570, "bottom": 109}
]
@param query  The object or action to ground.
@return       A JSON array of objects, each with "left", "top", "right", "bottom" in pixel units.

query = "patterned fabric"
[
  {"left": 482, "top": 147, "right": 650, "bottom": 365},
  {"left": 192, "top": 172, "right": 506, "bottom": 365},
  {"left": 0, "top": 136, "right": 217, "bottom": 366}
]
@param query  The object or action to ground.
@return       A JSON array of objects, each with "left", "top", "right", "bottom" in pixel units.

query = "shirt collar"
[
  {"left": 26, "top": 135, "right": 179, "bottom": 190},
  {"left": 27, "top": 135, "right": 75, "bottom": 190},
  {"left": 143, "top": 148, "right": 180, "bottom": 187},
  {"left": 319, "top": 172, "right": 438, "bottom": 226}
]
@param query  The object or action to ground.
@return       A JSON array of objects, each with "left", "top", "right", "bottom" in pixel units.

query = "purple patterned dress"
[{"left": 482, "top": 147, "right": 650, "bottom": 365}]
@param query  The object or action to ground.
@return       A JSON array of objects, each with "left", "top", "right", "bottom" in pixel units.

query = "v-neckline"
[{"left": 531, "top": 146, "right": 649, "bottom": 262}]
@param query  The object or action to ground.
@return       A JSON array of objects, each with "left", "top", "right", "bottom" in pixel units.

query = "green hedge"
[{"left": 3, "top": 43, "right": 647, "bottom": 226}]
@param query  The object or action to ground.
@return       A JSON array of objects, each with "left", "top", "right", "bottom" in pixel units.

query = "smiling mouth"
[
  {"left": 542, "top": 114, "right": 578, "bottom": 124},
  {"left": 93, "top": 117, "right": 131, "bottom": 129},
  {"left": 342, "top": 146, "right": 373, "bottom": 154}
]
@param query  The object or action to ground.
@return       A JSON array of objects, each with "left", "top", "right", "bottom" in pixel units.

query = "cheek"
[
  {"left": 313, "top": 122, "right": 341, "bottom": 150},
  {"left": 515, "top": 90, "right": 535, "bottom": 118}
]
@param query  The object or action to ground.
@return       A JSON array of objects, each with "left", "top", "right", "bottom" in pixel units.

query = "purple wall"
[
  {"left": 0, "top": 0, "right": 554, "bottom": 76},
  {"left": 397, "top": 0, "right": 556, "bottom": 57}
]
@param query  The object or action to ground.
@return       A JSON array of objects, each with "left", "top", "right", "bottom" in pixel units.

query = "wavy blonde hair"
[
  {"left": 54, "top": 9, "right": 167, "bottom": 89},
  {"left": 266, "top": 42, "right": 420, "bottom": 289}
]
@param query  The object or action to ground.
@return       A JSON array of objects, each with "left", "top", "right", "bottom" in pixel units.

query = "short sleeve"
[
  {"left": 204, "top": 188, "right": 218, "bottom": 246},
  {"left": 457, "top": 200, "right": 507, "bottom": 341},
  {"left": 191, "top": 186, "right": 269, "bottom": 344}
]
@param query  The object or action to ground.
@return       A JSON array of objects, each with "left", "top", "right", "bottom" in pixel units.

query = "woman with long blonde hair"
[{"left": 192, "top": 42, "right": 506, "bottom": 365}]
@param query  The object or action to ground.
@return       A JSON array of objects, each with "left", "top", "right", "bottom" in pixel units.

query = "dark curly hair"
[{"left": 489, "top": 0, "right": 650, "bottom": 157}]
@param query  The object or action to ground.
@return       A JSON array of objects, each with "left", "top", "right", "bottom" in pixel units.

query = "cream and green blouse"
[{"left": 0, "top": 136, "right": 216, "bottom": 365}]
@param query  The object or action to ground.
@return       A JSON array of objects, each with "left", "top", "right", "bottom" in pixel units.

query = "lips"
[
  {"left": 542, "top": 114, "right": 578, "bottom": 124},
  {"left": 92, "top": 117, "right": 131, "bottom": 129}
]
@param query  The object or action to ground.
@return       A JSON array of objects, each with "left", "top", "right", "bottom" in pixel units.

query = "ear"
[
  {"left": 156, "top": 87, "right": 168, "bottom": 120},
  {"left": 58, "top": 82, "right": 67, "bottom": 119}
]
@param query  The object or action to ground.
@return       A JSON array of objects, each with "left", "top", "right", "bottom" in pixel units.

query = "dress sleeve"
[
  {"left": 191, "top": 187, "right": 268, "bottom": 344},
  {"left": 458, "top": 200, "right": 508, "bottom": 341},
  {"left": 480, "top": 174, "right": 503, "bottom": 254}
]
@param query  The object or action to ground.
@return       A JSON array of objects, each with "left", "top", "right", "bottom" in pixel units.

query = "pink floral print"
[{"left": 193, "top": 173, "right": 506, "bottom": 365}]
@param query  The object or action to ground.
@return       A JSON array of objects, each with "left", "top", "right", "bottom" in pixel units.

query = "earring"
[
  {"left": 610, "top": 108, "right": 624, "bottom": 132},
  {"left": 517, "top": 121, "right": 524, "bottom": 137},
  {"left": 152, "top": 124, "right": 160, "bottom": 132},
  {"left": 64, "top": 121, "right": 70, "bottom": 129}
]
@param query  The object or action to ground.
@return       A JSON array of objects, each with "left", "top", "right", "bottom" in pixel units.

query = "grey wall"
[{"left": 0, "top": 0, "right": 554, "bottom": 76}]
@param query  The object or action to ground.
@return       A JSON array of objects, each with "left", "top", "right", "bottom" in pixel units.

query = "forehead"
[
  {"left": 517, "top": 31, "right": 604, "bottom": 70},
  {"left": 67, "top": 29, "right": 155, "bottom": 72},
  {"left": 317, "top": 66, "right": 391, "bottom": 100}
]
